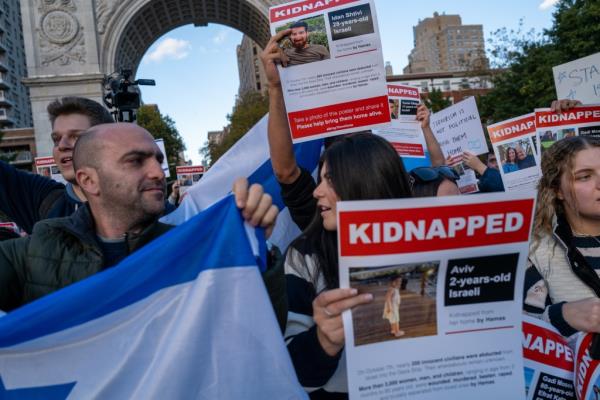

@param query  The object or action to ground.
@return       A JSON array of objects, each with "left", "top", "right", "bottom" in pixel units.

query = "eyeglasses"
[{"left": 409, "top": 166, "right": 460, "bottom": 184}]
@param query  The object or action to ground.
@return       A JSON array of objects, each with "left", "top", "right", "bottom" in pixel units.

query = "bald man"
[{"left": 0, "top": 123, "right": 283, "bottom": 319}]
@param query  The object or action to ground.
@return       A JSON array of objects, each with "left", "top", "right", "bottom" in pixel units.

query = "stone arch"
[
  {"left": 20, "top": 0, "right": 281, "bottom": 156},
  {"left": 100, "top": 0, "right": 274, "bottom": 75}
]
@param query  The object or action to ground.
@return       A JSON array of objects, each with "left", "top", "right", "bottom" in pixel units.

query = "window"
[{"left": 443, "top": 80, "right": 451, "bottom": 91}]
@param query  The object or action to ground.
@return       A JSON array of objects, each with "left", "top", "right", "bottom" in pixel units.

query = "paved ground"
[{"left": 351, "top": 282, "right": 437, "bottom": 347}]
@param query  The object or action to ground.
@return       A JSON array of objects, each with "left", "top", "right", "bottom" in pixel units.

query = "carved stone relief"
[
  {"left": 37, "top": 0, "right": 86, "bottom": 67},
  {"left": 95, "top": 0, "right": 120, "bottom": 35}
]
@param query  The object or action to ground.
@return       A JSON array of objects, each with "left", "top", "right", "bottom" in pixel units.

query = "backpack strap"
[{"left": 38, "top": 188, "right": 65, "bottom": 220}]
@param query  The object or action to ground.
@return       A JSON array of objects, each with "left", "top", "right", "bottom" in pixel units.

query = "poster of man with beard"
[{"left": 284, "top": 20, "right": 330, "bottom": 66}]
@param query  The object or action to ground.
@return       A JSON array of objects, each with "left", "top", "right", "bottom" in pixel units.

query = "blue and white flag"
[
  {"left": 161, "top": 115, "right": 323, "bottom": 251},
  {"left": 0, "top": 197, "right": 307, "bottom": 399}
]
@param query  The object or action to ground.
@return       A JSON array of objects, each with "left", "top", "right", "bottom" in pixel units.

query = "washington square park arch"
[{"left": 19, "top": 0, "right": 286, "bottom": 155}]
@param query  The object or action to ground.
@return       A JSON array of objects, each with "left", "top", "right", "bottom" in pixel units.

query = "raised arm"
[
  {"left": 416, "top": 105, "right": 445, "bottom": 166},
  {"left": 260, "top": 29, "right": 300, "bottom": 185}
]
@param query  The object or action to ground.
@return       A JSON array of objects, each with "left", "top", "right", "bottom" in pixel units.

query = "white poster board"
[
  {"left": 522, "top": 316, "right": 576, "bottom": 400},
  {"left": 374, "top": 84, "right": 426, "bottom": 158},
  {"left": 176, "top": 165, "right": 205, "bottom": 196},
  {"left": 34, "top": 156, "right": 67, "bottom": 184},
  {"left": 430, "top": 96, "right": 487, "bottom": 158},
  {"left": 535, "top": 105, "right": 600, "bottom": 155},
  {"left": 487, "top": 113, "right": 541, "bottom": 192},
  {"left": 269, "top": 0, "right": 390, "bottom": 142},
  {"left": 337, "top": 193, "right": 536, "bottom": 400},
  {"left": 553, "top": 52, "right": 600, "bottom": 105}
]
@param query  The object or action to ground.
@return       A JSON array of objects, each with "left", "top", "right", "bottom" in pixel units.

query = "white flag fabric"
[
  {"left": 0, "top": 197, "right": 307, "bottom": 399},
  {"left": 161, "top": 115, "right": 323, "bottom": 251}
]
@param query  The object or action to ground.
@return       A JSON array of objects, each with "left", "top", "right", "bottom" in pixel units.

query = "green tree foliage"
[
  {"left": 480, "top": 0, "right": 600, "bottom": 123},
  {"left": 423, "top": 88, "right": 452, "bottom": 112},
  {"left": 309, "top": 31, "right": 329, "bottom": 49},
  {"left": 136, "top": 105, "right": 186, "bottom": 178},
  {"left": 201, "top": 91, "right": 269, "bottom": 166}
]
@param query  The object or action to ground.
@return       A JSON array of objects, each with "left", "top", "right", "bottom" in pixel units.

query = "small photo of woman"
[{"left": 502, "top": 147, "right": 519, "bottom": 174}]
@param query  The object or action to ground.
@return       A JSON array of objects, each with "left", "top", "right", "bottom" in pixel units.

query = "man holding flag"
[
  {"left": 0, "top": 123, "right": 284, "bottom": 321},
  {"left": 0, "top": 121, "right": 305, "bottom": 399}
]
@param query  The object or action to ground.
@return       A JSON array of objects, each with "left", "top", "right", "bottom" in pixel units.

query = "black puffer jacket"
[
  {"left": 0, "top": 203, "right": 171, "bottom": 311},
  {"left": 0, "top": 203, "right": 288, "bottom": 331}
]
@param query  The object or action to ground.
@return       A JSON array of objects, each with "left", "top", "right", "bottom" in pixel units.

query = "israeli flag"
[
  {"left": 0, "top": 197, "right": 307, "bottom": 399},
  {"left": 161, "top": 115, "right": 323, "bottom": 251}
]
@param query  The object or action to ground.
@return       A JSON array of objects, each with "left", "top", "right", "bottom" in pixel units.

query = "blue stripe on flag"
[
  {"left": 0, "top": 196, "right": 259, "bottom": 347},
  {"left": 247, "top": 140, "right": 323, "bottom": 210}
]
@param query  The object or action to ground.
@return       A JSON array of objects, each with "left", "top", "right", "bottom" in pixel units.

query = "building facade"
[
  {"left": 236, "top": 35, "right": 268, "bottom": 96},
  {"left": 404, "top": 12, "right": 489, "bottom": 74},
  {"left": 0, "top": 0, "right": 33, "bottom": 129},
  {"left": 0, "top": 127, "right": 36, "bottom": 170},
  {"left": 387, "top": 70, "right": 499, "bottom": 104}
]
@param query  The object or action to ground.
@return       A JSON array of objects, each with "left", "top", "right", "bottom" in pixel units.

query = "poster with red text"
[
  {"left": 35, "top": 156, "right": 66, "bottom": 184},
  {"left": 574, "top": 332, "right": 600, "bottom": 400},
  {"left": 337, "top": 192, "right": 536, "bottom": 400},
  {"left": 536, "top": 105, "right": 600, "bottom": 155},
  {"left": 522, "top": 316, "right": 576, "bottom": 400},
  {"left": 487, "top": 113, "right": 541, "bottom": 192},
  {"left": 374, "top": 84, "right": 426, "bottom": 158},
  {"left": 269, "top": 0, "right": 389, "bottom": 142},
  {"left": 176, "top": 165, "right": 205, "bottom": 196}
]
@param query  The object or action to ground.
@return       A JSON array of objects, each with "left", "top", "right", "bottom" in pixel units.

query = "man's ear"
[
  {"left": 76, "top": 167, "right": 100, "bottom": 196},
  {"left": 556, "top": 187, "right": 565, "bottom": 201}
]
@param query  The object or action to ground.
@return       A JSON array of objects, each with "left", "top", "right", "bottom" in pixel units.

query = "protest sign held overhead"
[
  {"left": 487, "top": 113, "right": 541, "bottom": 192},
  {"left": 270, "top": 0, "right": 389, "bottom": 142},
  {"left": 553, "top": 52, "right": 600, "bottom": 105},
  {"left": 430, "top": 96, "right": 487, "bottom": 158},
  {"left": 374, "top": 84, "right": 426, "bottom": 158},
  {"left": 337, "top": 192, "right": 536, "bottom": 400},
  {"left": 430, "top": 97, "right": 487, "bottom": 194},
  {"left": 535, "top": 105, "right": 600, "bottom": 154}
]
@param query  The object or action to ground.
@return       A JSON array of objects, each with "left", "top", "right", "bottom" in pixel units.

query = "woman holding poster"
[
  {"left": 284, "top": 133, "right": 413, "bottom": 397},
  {"left": 525, "top": 135, "right": 600, "bottom": 338}
]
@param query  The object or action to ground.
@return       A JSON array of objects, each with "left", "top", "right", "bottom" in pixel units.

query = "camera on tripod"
[{"left": 103, "top": 69, "right": 156, "bottom": 122}]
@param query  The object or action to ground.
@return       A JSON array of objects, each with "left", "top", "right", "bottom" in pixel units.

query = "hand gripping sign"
[{"left": 337, "top": 192, "right": 536, "bottom": 400}]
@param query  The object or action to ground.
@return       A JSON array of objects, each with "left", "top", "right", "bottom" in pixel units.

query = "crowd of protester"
[{"left": 0, "top": 28, "right": 597, "bottom": 400}]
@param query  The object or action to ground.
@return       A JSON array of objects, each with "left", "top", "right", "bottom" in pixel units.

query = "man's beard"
[{"left": 292, "top": 39, "right": 307, "bottom": 49}]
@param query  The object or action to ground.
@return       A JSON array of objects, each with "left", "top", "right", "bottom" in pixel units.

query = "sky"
[{"left": 136, "top": 0, "right": 560, "bottom": 165}]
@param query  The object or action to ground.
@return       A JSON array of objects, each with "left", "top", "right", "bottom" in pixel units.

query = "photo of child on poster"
[{"left": 349, "top": 262, "right": 438, "bottom": 347}]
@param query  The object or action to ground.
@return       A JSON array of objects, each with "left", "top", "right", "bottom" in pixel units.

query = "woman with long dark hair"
[
  {"left": 284, "top": 133, "right": 412, "bottom": 398},
  {"left": 261, "top": 31, "right": 429, "bottom": 398}
]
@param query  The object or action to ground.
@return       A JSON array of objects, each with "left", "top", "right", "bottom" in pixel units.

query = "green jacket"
[{"left": 0, "top": 204, "right": 287, "bottom": 331}]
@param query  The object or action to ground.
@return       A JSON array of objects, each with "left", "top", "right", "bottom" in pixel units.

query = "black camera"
[{"left": 103, "top": 69, "right": 156, "bottom": 122}]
